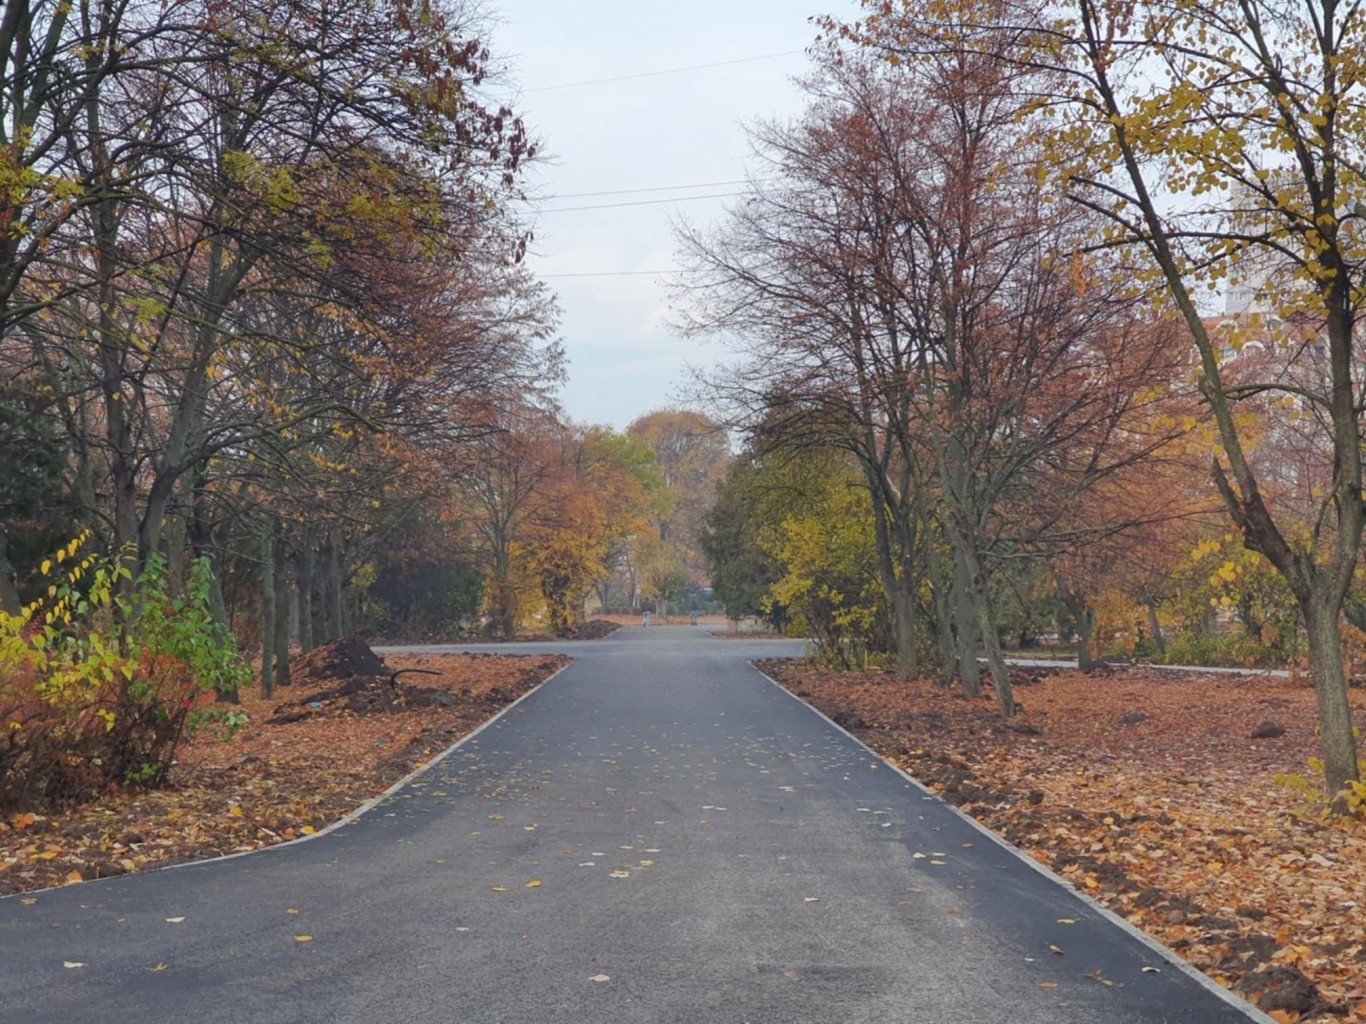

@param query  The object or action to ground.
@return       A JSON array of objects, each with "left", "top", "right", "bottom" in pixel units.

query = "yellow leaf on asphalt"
[
  {"left": 63, "top": 961, "right": 85, "bottom": 968},
  {"left": 589, "top": 973, "right": 610, "bottom": 983},
  {"left": 152, "top": 963, "right": 166, "bottom": 972},
  {"left": 165, "top": 917, "right": 185, "bottom": 924},
  {"left": 609, "top": 870, "right": 630, "bottom": 878},
  {"left": 1049, "top": 945, "right": 1064, "bottom": 955},
  {"left": 20, "top": 898, "right": 36, "bottom": 906},
  {"left": 490, "top": 886, "right": 507, "bottom": 893},
  {"left": 294, "top": 935, "right": 312, "bottom": 943},
  {"left": 525, "top": 880, "right": 541, "bottom": 888},
  {"left": 286, "top": 909, "right": 298, "bottom": 915},
  {"left": 1057, "top": 918, "right": 1076, "bottom": 925}
]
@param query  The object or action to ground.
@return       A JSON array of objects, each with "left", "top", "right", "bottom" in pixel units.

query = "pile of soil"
[
  {"left": 565, "top": 618, "right": 621, "bottom": 640},
  {"left": 291, "top": 635, "right": 387, "bottom": 681}
]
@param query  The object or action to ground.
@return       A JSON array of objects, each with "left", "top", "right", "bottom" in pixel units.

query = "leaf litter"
[
  {"left": 763, "top": 659, "right": 1366, "bottom": 1024},
  {"left": 0, "top": 648, "right": 566, "bottom": 895}
]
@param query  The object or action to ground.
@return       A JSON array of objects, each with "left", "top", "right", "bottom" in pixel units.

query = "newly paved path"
[{"left": 0, "top": 628, "right": 1265, "bottom": 1023}]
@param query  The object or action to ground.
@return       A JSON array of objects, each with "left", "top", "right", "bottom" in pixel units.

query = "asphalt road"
[{"left": 0, "top": 627, "right": 1267, "bottom": 1024}]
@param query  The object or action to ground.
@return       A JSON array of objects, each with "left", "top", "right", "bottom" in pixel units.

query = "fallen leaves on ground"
[
  {"left": 761, "top": 659, "right": 1366, "bottom": 1024},
  {"left": 0, "top": 650, "right": 567, "bottom": 896}
]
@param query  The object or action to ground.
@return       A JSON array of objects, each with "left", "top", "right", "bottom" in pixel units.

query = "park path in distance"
[{"left": 0, "top": 627, "right": 1266, "bottom": 1024}]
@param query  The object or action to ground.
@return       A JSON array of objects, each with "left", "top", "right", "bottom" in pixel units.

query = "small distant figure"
[
  {"left": 690, "top": 611, "right": 698, "bottom": 625},
  {"left": 642, "top": 611, "right": 651, "bottom": 627}
]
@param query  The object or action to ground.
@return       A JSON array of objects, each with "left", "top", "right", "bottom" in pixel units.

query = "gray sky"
[{"left": 491, "top": 2, "right": 854, "bottom": 429}]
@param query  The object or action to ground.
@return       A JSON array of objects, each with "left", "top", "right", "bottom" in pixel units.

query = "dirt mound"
[
  {"left": 567, "top": 618, "right": 621, "bottom": 640},
  {"left": 292, "top": 635, "right": 386, "bottom": 682}
]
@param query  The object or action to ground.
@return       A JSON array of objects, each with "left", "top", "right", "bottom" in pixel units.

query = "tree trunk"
[
  {"left": 187, "top": 481, "right": 228, "bottom": 629},
  {"left": 296, "top": 527, "right": 314, "bottom": 653},
  {"left": 1304, "top": 600, "right": 1360, "bottom": 803},
  {"left": 978, "top": 608, "right": 1015, "bottom": 717},
  {"left": 162, "top": 509, "right": 186, "bottom": 596},
  {"left": 1145, "top": 600, "right": 1166, "bottom": 658},
  {"left": 953, "top": 549, "right": 981, "bottom": 698},
  {"left": 971, "top": 566, "right": 1015, "bottom": 717},
  {"left": 273, "top": 532, "right": 291, "bottom": 690},
  {"left": 328, "top": 530, "right": 345, "bottom": 638},
  {"left": 310, "top": 537, "right": 327, "bottom": 646},
  {"left": 0, "top": 529, "right": 20, "bottom": 613},
  {"left": 927, "top": 541, "right": 956, "bottom": 688},
  {"left": 260, "top": 523, "right": 275, "bottom": 699},
  {"left": 1075, "top": 604, "right": 1096, "bottom": 671},
  {"left": 890, "top": 588, "right": 917, "bottom": 679}
]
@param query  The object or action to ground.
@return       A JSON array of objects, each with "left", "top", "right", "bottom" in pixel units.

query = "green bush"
[{"left": 0, "top": 540, "right": 249, "bottom": 810}]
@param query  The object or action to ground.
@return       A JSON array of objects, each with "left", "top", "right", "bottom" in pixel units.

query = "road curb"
[{"left": 751, "top": 663, "right": 1276, "bottom": 1024}]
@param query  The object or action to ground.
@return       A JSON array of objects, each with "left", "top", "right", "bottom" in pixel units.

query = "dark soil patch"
[{"left": 292, "top": 635, "right": 386, "bottom": 681}]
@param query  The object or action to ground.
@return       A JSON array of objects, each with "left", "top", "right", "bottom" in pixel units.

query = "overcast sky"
[{"left": 490, "top": 2, "right": 856, "bottom": 429}]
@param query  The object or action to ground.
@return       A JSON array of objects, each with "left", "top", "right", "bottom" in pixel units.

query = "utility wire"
[
  {"left": 523, "top": 50, "right": 803, "bottom": 92},
  {"left": 539, "top": 269, "right": 681, "bottom": 278},
  {"left": 538, "top": 190, "right": 750, "bottom": 213},
  {"left": 547, "top": 177, "right": 767, "bottom": 200}
]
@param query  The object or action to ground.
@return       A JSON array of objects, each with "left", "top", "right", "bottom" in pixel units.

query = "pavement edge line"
[
  {"left": 0, "top": 658, "right": 574, "bottom": 901},
  {"left": 751, "top": 663, "right": 1277, "bottom": 1024}
]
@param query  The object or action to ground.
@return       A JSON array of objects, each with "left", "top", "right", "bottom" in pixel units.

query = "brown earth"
[
  {"left": 760, "top": 659, "right": 1366, "bottom": 1024},
  {"left": 0, "top": 641, "right": 567, "bottom": 896}
]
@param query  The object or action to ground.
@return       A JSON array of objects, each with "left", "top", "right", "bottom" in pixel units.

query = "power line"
[
  {"left": 539, "top": 269, "right": 679, "bottom": 278},
  {"left": 523, "top": 50, "right": 803, "bottom": 93},
  {"left": 538, "top": 190, "right": 750, "bottom": 214},
  {"left": 547, "top": 178, "right": 766, "bottom": 200}
]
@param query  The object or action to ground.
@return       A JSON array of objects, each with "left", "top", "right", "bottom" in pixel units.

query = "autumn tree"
[
  {"left": 830, "top": 0, "right": 1366, "bottom": 797},
  {"left": 680, "top": 47, "right": 1184, "bottom": 714},
  {"left": 628, "top": 409, "right": 730, "bottom": 586}
]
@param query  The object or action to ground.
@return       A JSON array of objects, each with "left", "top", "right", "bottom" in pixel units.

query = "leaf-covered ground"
[
  {"left": 0, "top": 650, "right": 567, "bottom": 897},
  {"left": 761, "top": 659, "right": 1366, "bottom": 1024}
]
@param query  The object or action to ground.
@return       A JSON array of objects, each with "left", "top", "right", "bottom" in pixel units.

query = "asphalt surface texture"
[{"left": 0, "top": 627, "right": 1265, "bottom": 1024}]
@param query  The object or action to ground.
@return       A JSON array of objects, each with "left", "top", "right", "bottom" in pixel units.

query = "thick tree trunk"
[
  {"left": 162, "top": 510, "right": 186, "bottom": 596},
  {"left": 1304, "top": 601, "right": 1360, "bottom": 803}
]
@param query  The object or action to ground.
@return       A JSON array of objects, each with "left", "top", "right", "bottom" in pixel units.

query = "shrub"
[{"left": 0, "top": 539, "right": 249, "bottom": 810}]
